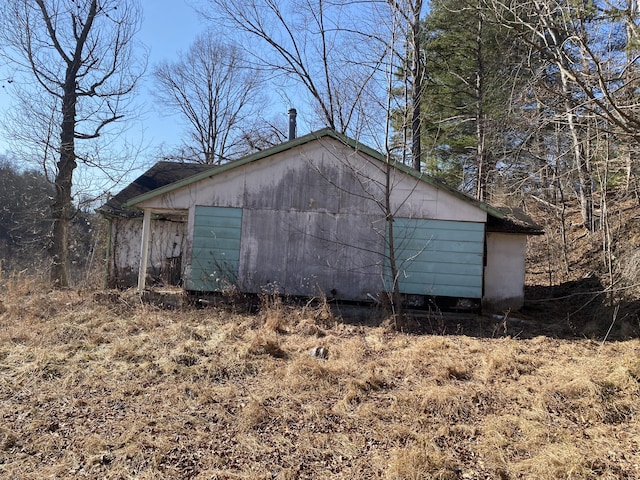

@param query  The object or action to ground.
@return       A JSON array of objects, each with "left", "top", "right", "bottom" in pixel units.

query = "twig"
[
  {"left": 601, "top": 304, "right": 619, "bottom": 345},
  {"left": 530, "top": 195, "right": 563, "bottom": 211}
]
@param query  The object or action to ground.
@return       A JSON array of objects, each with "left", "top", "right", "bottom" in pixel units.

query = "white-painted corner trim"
[{"left": 137, "top": 208, "right": 151, "bottom": 291}]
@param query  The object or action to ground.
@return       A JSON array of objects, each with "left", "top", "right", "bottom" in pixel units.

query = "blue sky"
[
  {"left": 0, "top": 0, "right": 315, "bottom": 191},
  {"left": 135, "top": 0, "right": 204, "bottom": 158},
  {"left": 0, "top": 1, "right": 203, "bottom": 169}
]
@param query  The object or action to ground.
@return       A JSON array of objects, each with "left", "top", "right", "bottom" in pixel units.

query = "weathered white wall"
[
  {"left": 108, "top": 217, "right": 186, "bottom": 287},
  {"left": 483, "top": 232, "right": 527, "bottom": 312},
  {"left": 135, "top": 137, "right": 489, "bottom": 299},
  {"left": 238, "top": 209, "right": 383, "bottom": 298},
  {"left": 137, "top": 138, "right": 487, "bottom": 222}
]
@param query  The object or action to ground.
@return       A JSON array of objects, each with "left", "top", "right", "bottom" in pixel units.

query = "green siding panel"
[
  {"left": 187, "top": 206, "right": 243, "bottom": 291},
  {"left": 396, "top": 238, "right": 483, "bottom": 254},
  {"left": 193, "top": 225, "right": 244, "bottom": 239},
  {"left": 386, "top": 218, "right": 484, "bottom": 298}
]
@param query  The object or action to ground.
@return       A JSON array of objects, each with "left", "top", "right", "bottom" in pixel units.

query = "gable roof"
[
  {"left": 109, "top": 129, "right": 543, "bottom": 234},
  {"left": 98, "top": 161, "right": 215, "bottom": 218},
  {"left": 122, "top": 128, "right": 506, "bottom": 220}
]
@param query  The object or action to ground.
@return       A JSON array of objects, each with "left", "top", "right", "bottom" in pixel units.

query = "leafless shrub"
[
  {"left": 301, "top": 290, "right": 336, "bottom": 329},
  {"left": 260, "top": 292, "right": 290, "bottom": 333}
]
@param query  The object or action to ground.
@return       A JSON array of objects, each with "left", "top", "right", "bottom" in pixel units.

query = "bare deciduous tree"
[
  {"left": 485, "top": 0, "right": 640, "bottom": 226},
  {"left": 153, "top": 32, "right": 269, "bottom": 164},
  {"left": 0, "top": 0, "right": 144, "bottom": 286},
  {"left": 387, "top": 0, "right": 425, "bottom": 171},
  {"left": 201, "top": 0, "right": 387, "bottom": 137},
  {"left": 486, "top": 0, "right": 640, "bottom": 137}
]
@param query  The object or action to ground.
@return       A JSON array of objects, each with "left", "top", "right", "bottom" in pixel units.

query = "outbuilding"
[{"left": 101, "top": 128, "right": 543, "bottom": 312}]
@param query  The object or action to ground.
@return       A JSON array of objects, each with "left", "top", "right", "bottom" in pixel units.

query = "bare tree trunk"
[
  {"left": 565, "top": 104, "right": 593, "bottom": 230},
  {"left": 410, "top": 0, "right": 423, "bottom": 172},
  {"left": 1, "top": 0, "right": 142, "bottom": 286},
  {"left": 624, "top": 0, "right": 639, "bottom": 199},
  {"left": 558, "top": 185, "right": 569, "bottom": 275},
  {"left": 474, "top": 6, "right": 488, "bottom": 201},
  {"left": 385, "top": 165, "right": 404, "bottom": 323},
  {"left": 555, "top": 50, "right": 592, "bottom": 230},
  {"left": 387, "top": 0, "right": 423, "bottom": 171},
  {"left": 49, "top": 77, "right": 78, "bottom": 286},
  {"left": 552, "top": 121, "right": 570, "bottom": 275},
  {"left": 384, "top": 5, "right": 406, "bottom": 327},
  {"left": 601, "top": 135, "right": 614, "bottom": 290}
]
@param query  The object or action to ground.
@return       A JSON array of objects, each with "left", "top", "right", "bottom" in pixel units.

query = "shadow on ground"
[
  {"left": 335, "top": 276, "right": 640, "bottom": 341},
  {"left": 135, "top": 276, "right": 640, "bottom": 341}
]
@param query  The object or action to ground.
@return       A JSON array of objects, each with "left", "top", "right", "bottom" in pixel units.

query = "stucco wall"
[{"left": 483, "top": 232, "right": 527, "bottom": 312}]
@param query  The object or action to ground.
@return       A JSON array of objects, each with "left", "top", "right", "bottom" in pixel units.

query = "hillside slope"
[{"left": 521, "top": 194, "right": 640, "bottom": 339}]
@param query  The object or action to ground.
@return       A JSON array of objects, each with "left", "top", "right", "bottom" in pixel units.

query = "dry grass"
[{"left": 0, "top": 285, "right": 639, "bottom": 479}]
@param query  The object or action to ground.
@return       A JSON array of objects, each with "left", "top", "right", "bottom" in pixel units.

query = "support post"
[{"left": 137, "top": 208, "right": 151, "bottom": 291}]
